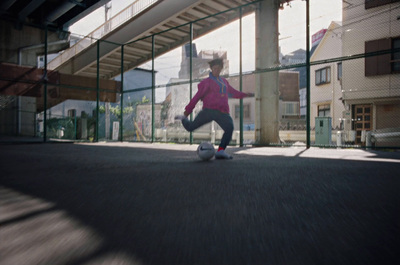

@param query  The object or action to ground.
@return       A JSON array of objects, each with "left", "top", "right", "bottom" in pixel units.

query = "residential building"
[
  {"left": 341, "top": 0, "right": 400, "bottom": 144},
  {"left": 280, "top": 28, "right": 325, "bottom": 120},
  {"left": 310, "top": 21, "right": 345, "bottom": 130}
]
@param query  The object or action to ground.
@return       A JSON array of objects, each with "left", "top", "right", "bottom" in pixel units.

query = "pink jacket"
[{"left": 185, "top": 75, "right": 247, "bottom": 114}]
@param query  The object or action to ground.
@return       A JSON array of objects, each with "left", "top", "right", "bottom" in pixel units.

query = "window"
[
  {"left": 337, "top": 62, "right": 342, "bottom": 80},
  {"left": 315, "top": 67, "right": 331, "bottom": 85},
  {"left": 365, "top": 0, "right": 400, "bottom": 9},
  {"left": 365, "top": 38, "right": 391, "bottom": 76},
  {"left": 392, "top": 38, "right": 400, "bottom": 73},
  {"left": 234, "top": 104, "right": 250, "bottom": 119},
  {"left": 282, "top": 102, "right": 299, "bottom": 117},
  {"left": 318, "top": 104, "right": 330, "bottom": 117},
  {"left": 68, "top": 109, "right": 76, "bottom": 118}
]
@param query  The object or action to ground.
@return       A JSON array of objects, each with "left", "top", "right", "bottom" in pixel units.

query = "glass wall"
[{"left": 2, "top": 0, "right": 400, "bottom": 148}]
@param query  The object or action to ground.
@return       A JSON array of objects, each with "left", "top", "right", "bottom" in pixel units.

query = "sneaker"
[
  {"left": 174, "top": 115, "right": 187, "bottom": 121},
  {"left": 215, "top": 149, "right": 233, "bottom": 159}
]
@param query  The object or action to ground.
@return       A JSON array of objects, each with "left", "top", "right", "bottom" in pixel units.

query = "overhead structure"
[
  {"left": 48, "top": 0, "right": 293, "bottom": 79},
  {"left": 0, "top": 0, "right": 111, "bottom": 31}
]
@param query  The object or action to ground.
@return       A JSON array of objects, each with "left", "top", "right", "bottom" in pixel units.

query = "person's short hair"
[{"left": 208, "top": 58, "right": 223, "bottom": 68}]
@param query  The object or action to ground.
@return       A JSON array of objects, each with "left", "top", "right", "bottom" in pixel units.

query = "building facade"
[
  {"left": 341, "top": 0, "right": 400, "bottom": 144},
  {"left": 310, "top": 21, "right": 345, "bottom": 130}
]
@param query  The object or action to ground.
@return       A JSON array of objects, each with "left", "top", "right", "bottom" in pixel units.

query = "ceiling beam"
[
  {"left": 0, "top": 0, "right": 18, "bottom": 10},
  {"left": 18, "top": 0, "right": 46, "bottom": 21}
]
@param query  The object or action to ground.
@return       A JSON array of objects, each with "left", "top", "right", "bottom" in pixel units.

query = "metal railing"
[{"left": 48, "top": 0, "right": 159, "bottom": 70}]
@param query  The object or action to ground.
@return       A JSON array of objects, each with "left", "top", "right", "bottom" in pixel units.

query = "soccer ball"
[{"left": 197, "top": 142, "right": 215, "bottom": 161}]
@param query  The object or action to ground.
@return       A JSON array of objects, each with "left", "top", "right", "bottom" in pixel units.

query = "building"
[
  {"left": 310, "top": 21, "right": 345, "bottom": 130},
  {"left": 178, "top": 43, "right": 229, "bottom": 80},
  {"left": 280, "top": 28, "right": 324, "bottom": 120},
  {"left": 341, "top": 0, "right": 400, "bottom": 145}
]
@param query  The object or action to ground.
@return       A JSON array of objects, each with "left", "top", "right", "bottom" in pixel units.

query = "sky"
[
  {"left": 68, "top": 0, "right": 342, "bottom": 94},
  {"left": 279, "top": 0, "right": 342, "bottom": 54}
]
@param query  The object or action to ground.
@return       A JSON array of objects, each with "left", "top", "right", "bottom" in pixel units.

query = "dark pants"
[{"left": 182, "top": 109, "right": 234, "bottom": 149}]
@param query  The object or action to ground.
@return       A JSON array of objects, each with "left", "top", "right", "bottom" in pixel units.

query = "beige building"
[
  {"left": 341, "top": 0, "right": 400, "bottom": 144},
  {"left": 310, "top": 21, "right": 345, "bottom": 130}
]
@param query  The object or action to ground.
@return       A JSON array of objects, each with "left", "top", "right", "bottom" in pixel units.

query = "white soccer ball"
[{"left": 197, "top": 142, "right": 215, "bottom": 161}]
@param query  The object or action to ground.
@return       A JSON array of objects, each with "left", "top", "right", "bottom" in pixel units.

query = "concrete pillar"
[{"left": 255, "top": 0, "right": 280, "bottom": 145}]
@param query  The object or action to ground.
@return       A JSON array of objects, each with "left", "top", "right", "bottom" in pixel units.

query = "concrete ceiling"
[{"left": 0, "top": 0, "right": 110, "bottom": 30}]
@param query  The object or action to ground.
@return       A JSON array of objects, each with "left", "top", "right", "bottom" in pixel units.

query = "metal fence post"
[
  {"left": 239, "top": 7, "right": 244, "bottom": 147},
  {"left": 151, "top": 35, "right": 155, "bottom": 142},
  {"left": 120, "top": 44, "right": 124, "bottom": 142},
  {"left": 189, "top": 22, "right": 193, "bottom": 145},
  {"left": 43, "top": 26, "right": 48, "bottom": 142},
  {"left": 306, "top": 0, "right": 311, "bottom": 149},
  {"left": 96, "top": 40, "right": 100, "bottom": 142}
]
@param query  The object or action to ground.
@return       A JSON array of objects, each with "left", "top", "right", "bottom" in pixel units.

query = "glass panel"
[
  {"left": 154, "top": 42, "right": 183, "bottom": 87},
  {"left": 316, "top": 71, "right": 321, "bottom": 85},
  {"left": 2, "top": 95, "right": 37, "bottom": 138},
  {"left": 164, "top": 82, "right": 191, "bottom": 143},
  {"left": 122, "top": 89, "right": 152, "bottom": 142},
  {"left": 95, "top": 40, "right": 122, "bottom": 141},
  {"left": 279, "top": 2, "right": 306, "bottom": 66},
  {"left": 338, "top": 63, "right": 342, "bottom": 80},
  {"left": 321, "top": 69, "right": 326, "bottom": 83},
  {"left": 43, "top": 82, "right": 100, "bottom": 141},
  {"left": 193, "top": 11, "right": 240, "bottom": 75},
  {"left": 242, "top": 13, "right": 256, "bottom": 73},
  {"left": 279, "top": 1, "right": 308, "bottom": 144},
  {"left": 241, "top": 73, "right": 256, "bottom": 144},
  {"left": 153, "top": 25, "right": 191, "bottom": 142}
]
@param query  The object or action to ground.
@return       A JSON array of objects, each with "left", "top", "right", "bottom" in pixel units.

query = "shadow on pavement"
[{"left": 1, "top": 143, "right": 399, "bottom": 265}]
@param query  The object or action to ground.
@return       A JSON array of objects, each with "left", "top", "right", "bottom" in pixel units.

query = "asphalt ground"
[{"left": 1, "top": 142, "right": 399, "bottom": 265}]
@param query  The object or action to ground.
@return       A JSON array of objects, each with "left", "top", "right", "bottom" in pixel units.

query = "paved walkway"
[{"left": 1, "top": 142, "right": 399, "bottom": 265}]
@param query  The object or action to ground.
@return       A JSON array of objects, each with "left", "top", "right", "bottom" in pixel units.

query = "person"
[{"left": 175, "top": 58, "right": 253, "bottom": 159}]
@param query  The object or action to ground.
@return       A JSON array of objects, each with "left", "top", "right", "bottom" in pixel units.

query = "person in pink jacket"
[{"left": 175, "top": 58, "right": 253, "bottom": 159}]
